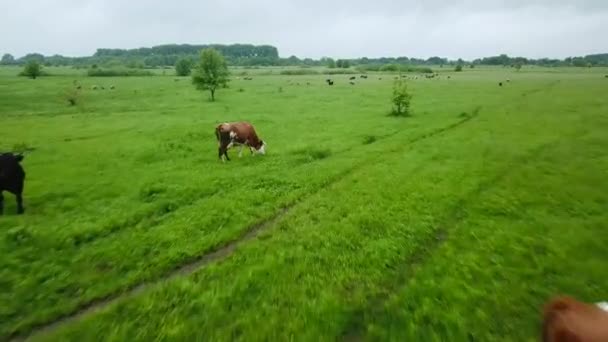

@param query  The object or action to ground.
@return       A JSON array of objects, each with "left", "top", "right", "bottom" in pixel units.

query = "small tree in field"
[
  {"left": 192, "top": 49, "right": 229, "bottom": 101},
  {"left": 21, "top": 60, "right": 42, "bottom": 79},
  {"left": 390, "top": 79, "right": 412, "bottom": 116},
  {"left": 455, "top": 64, "right": 463, "bottom": 72},
  {"left": 515, "top": 63, "right": 522, "bottom": 71},
  {"left": 175, "top": 57, "right": 192, "bottom": 76}
]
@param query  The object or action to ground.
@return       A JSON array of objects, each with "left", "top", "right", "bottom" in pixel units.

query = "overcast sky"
[{"left": 1, "top": 0, "right": 606, "bottom": 60}]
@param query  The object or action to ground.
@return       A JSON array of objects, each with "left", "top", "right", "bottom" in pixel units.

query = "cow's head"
[{"left": 256, "top": 141, "right": 267, "bottom": 155}]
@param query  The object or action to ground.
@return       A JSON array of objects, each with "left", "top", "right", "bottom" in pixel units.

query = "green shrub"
[
  {"left": 324, "top": 69, "right": 358, "bottom": 75},
  {"left": 175, "top": 57, "right": 193, "bottom": 76},
  {"left": 19, "top": 61, "right": 44, "bottom": 79},
  {"left": 279, "top": 69, "right": 319, "bottom": 75},
  {"left": 390, "top": 79, "right": 412, "bottom": 116},
  {"left": 87, "top": 68, "right": 154, "bottom": 77}
]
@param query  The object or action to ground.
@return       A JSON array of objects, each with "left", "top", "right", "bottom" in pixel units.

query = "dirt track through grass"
[
  {"left": 13, "top": 108, "right": 482, "bottom": 341},
  {"left": 3, "top": 68, "right": 607, "bottom": 341},
  {"left": 340, "top": 138, "right": 558, "bottom": 339}
]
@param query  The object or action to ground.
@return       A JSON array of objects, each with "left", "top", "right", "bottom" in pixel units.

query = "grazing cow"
[
  {"left": 76, "top": 85, "right": 82, "bottom": 90},
  {"left": 378, "top": 77, "right": 382, "bottom": 80},
  {"left": 349, "top": 81, "right": 355, "bottom": 85},
  {"left": 360, "top": 75, "right": 368, "bottom": 79},
  {"left": 326, "top": 79, "right": 334, "bottom": 86},
  {"left": 349, "top": 76, "right": 356, "bottom": 80},
  {"left": 110, "top": 85, "right": 115, "bottom": 90},
  {"left": 506, "top": 79, "right": 511, "bottom": 82},
  {"left": 499, "top": 82, "right": 503, "bottom": 86},
  {"left": 92, "top": 85, "right": 98, "bottom": 90},
  {"left": 215, "top": 122, "right": 266, "bottom": 162},
  {"left": 542, "top": 296, "right": 608, "bottom": 342},
  {"left": 0, "top": 153, "right": 25, "bottom": 215}
]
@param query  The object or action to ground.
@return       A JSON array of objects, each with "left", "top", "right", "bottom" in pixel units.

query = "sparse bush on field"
[
  {"left": 357, "top": 64, "right": 433, "bottom": 73},
  {"left": 64, "top": 87, "right": 81, "bottom": 106},
  {"left": 324, "top": 69, "right": 358, "bottom": 75},
  {"left": 279, "top": 69, "right": 319, "bottom": 75},
  {"left": 175, "top": 57, "right": 193, "bottom": 76},
  {"left": 87, "top": 68, "right": 154, "bottom": 77},
  {"left": 192, "top": 48, "right": 230, "bottom": 101},
  {"left": 19, "top": 61, "right": 43, "bottom": 79},
  {"left": 380, "top": 64, "right": 400, "bottom": 72},
  {"left": 390, "top": 79, "right": 412, "bottom": 117},
  {"left": 455, "top": 64, "right": 463, "bottom": 72}
]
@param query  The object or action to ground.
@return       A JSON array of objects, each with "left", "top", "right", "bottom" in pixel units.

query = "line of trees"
[{"left": 2, "top": 47, "right": 608, "bottom": 68}]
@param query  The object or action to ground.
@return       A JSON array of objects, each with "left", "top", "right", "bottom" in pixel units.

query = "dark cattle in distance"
[
  {"left": 326, "top": 79, "right": 334, "bottom": 85},
  {"left": 0, "top": 153, "right": 25, "bottom": 215},
  {"left": 215, "top": 122, "right": 266, "bottom": 162},
  {"left": 349, "top": 81, "right": 355, "bottom": 85},
  {"left": 349, "top": 76, "right": 356, "bottom": 80},
  {"left": 360, "top": 75, "right": 368, "bottom": 79},
  {"left": 499, "top": 82, "right": 503, "bottom": 86}
]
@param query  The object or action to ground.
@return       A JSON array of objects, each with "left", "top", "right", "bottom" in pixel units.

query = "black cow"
[
  {"left": 349, "top": 76, "right": 356, "bottom": 80},
  {"left": 0, "top": 153, "right": 25, "bottom": 215}
]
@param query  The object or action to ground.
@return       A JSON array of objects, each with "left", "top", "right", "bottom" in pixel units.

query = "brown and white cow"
[
  {"left": 215, "top": 122, "right": 266, "bottom": 162},
  {"left": 542, "top": 296, "right": 608, "bottom": 342}
]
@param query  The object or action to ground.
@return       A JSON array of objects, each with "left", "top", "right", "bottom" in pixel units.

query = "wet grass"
[{"left": 1, "top": 66, "right": 607, "bottom": 340}]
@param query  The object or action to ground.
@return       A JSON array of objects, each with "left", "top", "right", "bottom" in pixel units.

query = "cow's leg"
[
  {"left": 16, "top": 192, "right": 24, "bottom": 214},
  {"left": 0, "top": 191, "right": 4, "bottom": 215},
  {"left": 219, "top": 147, "right": 230, "bottom": 162},
  {"left": 238, "top": 145, "right": 244, "bottom": 158}
]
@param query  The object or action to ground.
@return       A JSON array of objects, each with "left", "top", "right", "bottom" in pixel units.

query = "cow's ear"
[{"left": 15, "top": 154, "right": 24, "bottom": 162}]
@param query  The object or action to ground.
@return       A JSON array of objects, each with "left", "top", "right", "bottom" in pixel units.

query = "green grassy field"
[{"left": 1, "top": 66, "right": 607, "bottom": 341}]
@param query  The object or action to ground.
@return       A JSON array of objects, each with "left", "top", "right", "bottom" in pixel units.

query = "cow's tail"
[{"left": 215, "top": 125, "right": 221, "bottom": 142}]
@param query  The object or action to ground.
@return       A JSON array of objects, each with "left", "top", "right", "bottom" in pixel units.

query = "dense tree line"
[{"left": 2, "top": 46, "right": 607, "bottom": 68}]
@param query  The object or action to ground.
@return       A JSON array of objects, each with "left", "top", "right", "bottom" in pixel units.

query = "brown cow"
[
  {"left": 215, "top": 122, "right": 266, "bottom": 162},
  {"left": 542, "top": 296, "right": 608, "bottom": 342}
]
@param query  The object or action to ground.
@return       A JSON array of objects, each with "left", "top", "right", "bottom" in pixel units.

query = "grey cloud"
[{"left": 1, "top": 0, "right": 606, "bottom": 59}]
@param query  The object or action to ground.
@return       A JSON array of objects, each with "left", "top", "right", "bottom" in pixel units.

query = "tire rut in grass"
[
  {"left": 14, "top": 110, "right": 482, "bottom": 341},
  {"left": 340, "top": 139, "right": 561, "bottom": 340}
]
